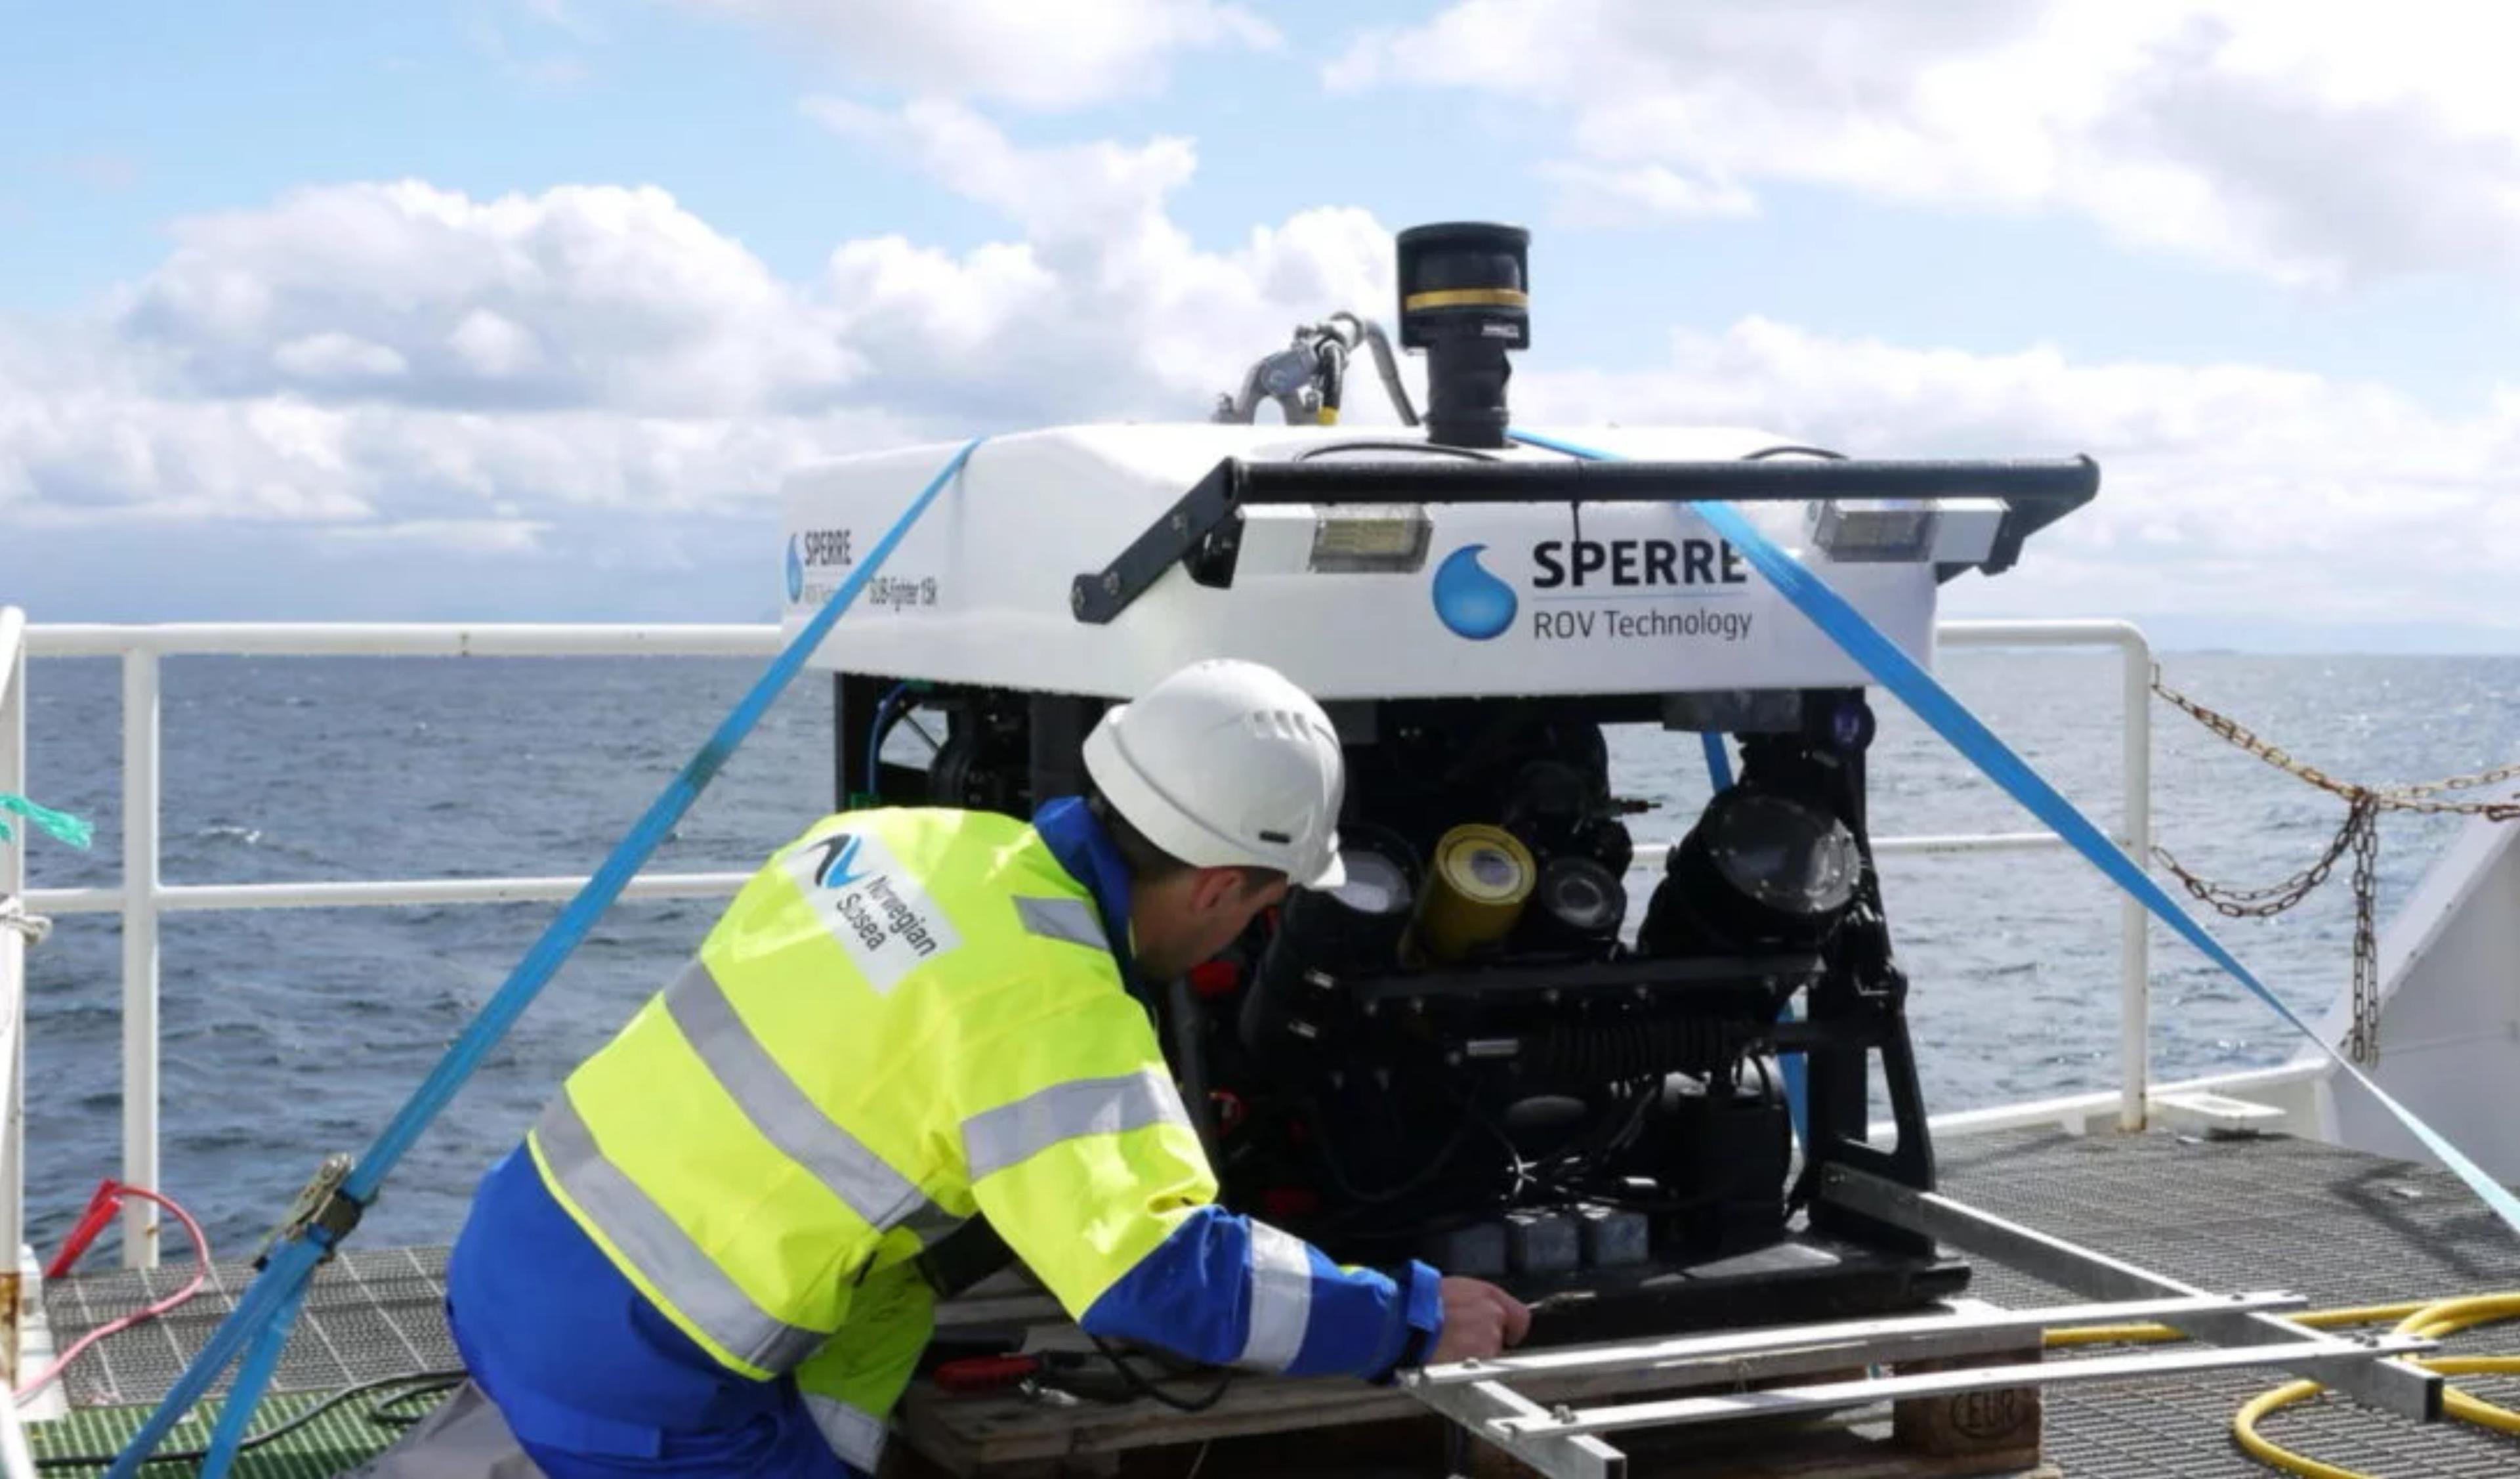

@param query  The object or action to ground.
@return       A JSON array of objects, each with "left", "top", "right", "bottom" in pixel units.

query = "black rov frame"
[{"left": 833, "top": 453, "right": 2107, "bottom": 1337}]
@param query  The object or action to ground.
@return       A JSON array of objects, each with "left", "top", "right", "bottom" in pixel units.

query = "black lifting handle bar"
[{"left": 1069, "top": 454, "right": 2100, "bottom": 625}]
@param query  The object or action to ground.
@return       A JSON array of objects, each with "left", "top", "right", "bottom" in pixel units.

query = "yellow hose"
[
  {"left": 2040, "top": 1293, "right": 2520, "bottom": 1478},
  {"left": 2036, "top": 1290, "right": 2520, "bottom": 1471}
]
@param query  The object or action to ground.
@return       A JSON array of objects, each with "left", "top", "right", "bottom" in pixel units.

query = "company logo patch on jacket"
[{"left": 783, "top": 828, "right": 963, "bottom": 994}]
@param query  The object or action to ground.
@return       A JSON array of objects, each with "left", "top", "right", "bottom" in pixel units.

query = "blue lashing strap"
[
  {"left": 1696, "top": 732, "right": 1734, "bottom": 792},
  {"left": 1512, "top": 427, "right": 2520, "bottom": 1237},
  {"left": 1694, "top": 734, "right": 1812, "bottom": 1147},
  {"left": 107, "top": 438, "right": 986, "bottom": 1478}
]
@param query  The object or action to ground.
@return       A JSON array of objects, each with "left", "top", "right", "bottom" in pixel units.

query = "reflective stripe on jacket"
[{"left": 523, "top": 796, "right": 1442, "bottom": 1430}]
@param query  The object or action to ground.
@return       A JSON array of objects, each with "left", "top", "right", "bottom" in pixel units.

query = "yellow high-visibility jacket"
[{"left": 506, "top": 797, "right": 1442, "bottom": 1470}]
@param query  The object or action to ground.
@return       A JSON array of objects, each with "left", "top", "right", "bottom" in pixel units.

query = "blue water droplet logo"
[
  {"left": 1431, "top": 543, "right": 1517, "bottom": 640},
  {"left": 785, "top": 535, "right": 805, "bottom": 603}
]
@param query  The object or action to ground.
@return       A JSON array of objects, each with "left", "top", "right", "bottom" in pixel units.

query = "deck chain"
[{"left": 2148, "top": 669, "right": 2520, "bottom": 1066}]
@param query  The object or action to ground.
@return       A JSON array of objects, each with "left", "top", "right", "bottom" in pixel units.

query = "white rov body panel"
[{"left": 779, "top": 423, "right": 2003, "bottom": 701}]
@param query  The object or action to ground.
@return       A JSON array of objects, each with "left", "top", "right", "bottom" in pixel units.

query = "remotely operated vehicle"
[{"left": 779, "top": 223, "right": 2101, "bottom": 1340}]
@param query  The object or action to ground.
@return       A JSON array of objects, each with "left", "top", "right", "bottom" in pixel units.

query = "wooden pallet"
[
  {"left": 883, "top": 1306, "right": 2052, "bottom": 1479},
  {"left": 885, "top": 1405, "right": 2055, "bottom": 1479}
]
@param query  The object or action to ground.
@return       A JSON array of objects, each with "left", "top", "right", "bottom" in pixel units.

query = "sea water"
[{"left": 12, "top": 649, "right": 2517, "bottom": 1256}]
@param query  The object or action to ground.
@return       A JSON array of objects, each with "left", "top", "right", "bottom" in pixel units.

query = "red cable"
[{"left": 15, "top": 1184, "right": 213, "bottom": 1406}]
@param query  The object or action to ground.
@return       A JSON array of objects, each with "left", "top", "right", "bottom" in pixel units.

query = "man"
[{"left": 374, "top": 658, "right": 1530, "bottom": 1478}]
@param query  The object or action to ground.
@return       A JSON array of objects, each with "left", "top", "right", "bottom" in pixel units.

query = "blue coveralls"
[{"left": 436, "top": 798, "right": 1442, "bottom": 1476}]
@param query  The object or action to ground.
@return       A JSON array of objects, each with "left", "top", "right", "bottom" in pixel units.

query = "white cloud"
[
  {"left": 1330, "top": 0, "right": 2520, "bottom": 289},
  {"left": 6, "top": 98, "right": 2518, "bottom": 638},
  {"left": 447, "top": 309, "right": 541, "bottom": 379},
  {"left": 0, "top": 307, "right": 914, "bottom": 529},
  {"left": 467, "top": 0, "right": 593, "bottom": 89},
  {"left": 318, "top": 517, "right": 552, "bottom": 555},
  {"left": 1514, "top": 316, "right": 2520, "bottom": 628},
  {"left": 678, "top": 0, "right": 1276, "bottom": 110},
  {"left": 272, "top": 332, "right": 409, "bottom": 381},
  {"left": 0, "top": 345, "right": 374, "bottom": 522},
  {"left": 804, "top": 97, "right": 1198, "bottom": 242},
  {"left": 114, "top": 179, "right": 864, "bottom": 415},
  {"left": 806, "top": 99, "right": 1395, "bottom": 423},
  {"left": 0, "top": 127, "right": 1391, "bottom": 546},
  {"left": 1536, "top": 162, "right": 1760, "bottom": 226}
]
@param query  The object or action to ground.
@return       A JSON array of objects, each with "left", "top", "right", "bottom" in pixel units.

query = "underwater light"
[
  {"left": 1809, "top": 498, "right": 1940, "bottom": 562},
  {"left": 1307, "top": 503, "right": 1433, "bottom": 572}
]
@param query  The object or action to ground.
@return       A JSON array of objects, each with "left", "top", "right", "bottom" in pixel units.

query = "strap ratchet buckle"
[{"left": 258, "top": 1152, "right": 366, "bottom": 1269}]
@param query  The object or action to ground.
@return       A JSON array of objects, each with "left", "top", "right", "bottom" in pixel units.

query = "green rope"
[{"left": 0, "top": 792, "right": 93, "bottom": 849}]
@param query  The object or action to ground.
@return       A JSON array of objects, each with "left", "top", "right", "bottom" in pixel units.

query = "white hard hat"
[{"left": 1083, "top": 659, "right": 1347, "bottom": 890}]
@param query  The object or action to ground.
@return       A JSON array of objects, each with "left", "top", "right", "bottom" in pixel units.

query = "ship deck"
[{"left": 22, "top": 1126, "right": 2520, "bottom": 1477}]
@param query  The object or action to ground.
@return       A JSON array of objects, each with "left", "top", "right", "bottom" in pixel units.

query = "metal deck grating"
[
  {"left": 38, "top": 1245, "right": 455, "bottom": 1409},
  {"left": 28, "top": 1129, "right": 2520, "bottom": 1476},
  {"left": 1939, "top": 1128, "right": 2520, "bottom": 1478}
]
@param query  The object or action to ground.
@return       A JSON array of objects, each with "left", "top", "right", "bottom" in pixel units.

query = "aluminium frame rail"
[{"left": 1398, "top": 1166, "right": 2443, "bottom": 1479}]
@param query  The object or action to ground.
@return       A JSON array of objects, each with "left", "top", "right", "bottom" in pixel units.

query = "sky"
[{"left": 5, "top": 0, "right": 2519, "bottom": 650}]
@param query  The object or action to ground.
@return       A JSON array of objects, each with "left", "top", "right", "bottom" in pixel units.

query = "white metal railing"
[
  {"left": 22, "top": 623, "right": 778, "bottom": 1268},
  {"left": 1931, "top": 619, "right": 2151, "bottom": 1136},
  {"left": 1629, "top": 619, "right": 2156, "bottom": 1138},
  {"left": 12, "top": 616, "right": 2154, "bottom": 1270},
  {"left": 1, "top": 608, "right": 29, "bottom": 1360}
]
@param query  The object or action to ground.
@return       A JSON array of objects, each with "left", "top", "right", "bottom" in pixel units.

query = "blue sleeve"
[{"left": 1077, "top": 1205, "right": 1446, "bottom": 1379}]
